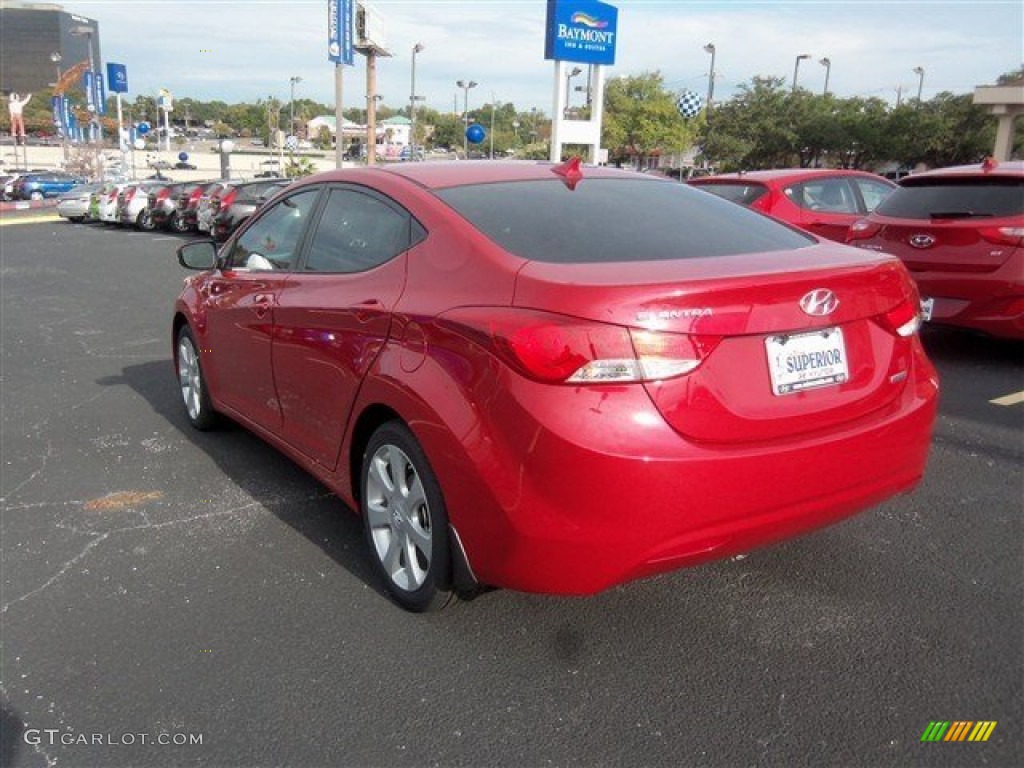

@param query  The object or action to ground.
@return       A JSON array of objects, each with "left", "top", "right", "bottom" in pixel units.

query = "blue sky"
[{"left": 60, "top": 0, "right": 1023, "bottom": 115}]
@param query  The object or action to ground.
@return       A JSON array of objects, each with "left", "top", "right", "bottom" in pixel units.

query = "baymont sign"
[{"left": 545, "top": 0, "right": 619, "bottom": 66}]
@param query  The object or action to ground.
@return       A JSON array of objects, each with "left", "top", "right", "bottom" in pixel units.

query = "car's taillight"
[
  {"left": 188, "top": 189, "right": 203, "bottom": 208},
  {"left": 441, "top": 308, "right": 719, "bottom": 384},
  {"left": 218, "top": 188, "right": 238, "bottom": 210},
  {"left": 980, "top": 226, "right": 1024, "bottom": 247},
  {"left": 124, "top": 188, "right": 136, "bottom": 202},
  {"left": 880, "top": 299, "right": 922, "bottom": 337},
  {"left": 156, "top": 188, "right": 171, "bottom": 202},
  {"left": 107, "top": 190, "right": 118, "bottom": 201},
  {"left": 846, "top": 218, "right": 881, "bottom": 243}
]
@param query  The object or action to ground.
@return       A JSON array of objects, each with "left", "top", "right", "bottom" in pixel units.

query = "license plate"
[
  {"left": 765, "top": 327, "right": 849, "bottom": 396},
  {"left": 920, "top": 297, "right": 934, "bottom": 322}
]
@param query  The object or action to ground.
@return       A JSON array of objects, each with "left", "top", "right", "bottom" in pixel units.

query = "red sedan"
[
  {"left": 689, "top": 168, "right": 896, "bottom": 242},
  {"left": 173, "top": 160, "right": 938, "bottom": 611},
  {"left": 847, "top": 159, "right": 1023, "bottom": 340}
]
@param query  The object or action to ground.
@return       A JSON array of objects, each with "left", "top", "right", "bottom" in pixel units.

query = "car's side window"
[
  {"left": 854, "top": 178, "right": 895, "bottom": 212},
  {"left": 224, "top": 188, "right": 320, "bottom": 271},
  {"left": 792, "top": 179, "right": 858, "bottom": 213},
  {"left": 303, "top": 188, "right": 416, "bottom": 273}
]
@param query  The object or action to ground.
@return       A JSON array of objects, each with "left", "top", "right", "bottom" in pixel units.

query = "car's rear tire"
[
  {"left": 362, "top": 422, "right": 454, "bottom": 612},
  {"left": 137, "top": 210, "right": 156, "bottom": 231},
  {"left": 170, "top": 212, "right": 190, "bottom": 233},
  {"left": 29, "top": 191, "right": 43, "bottom": 201},
  {"left": 176, "top": 326, "right": 218, "bottom": 430}
]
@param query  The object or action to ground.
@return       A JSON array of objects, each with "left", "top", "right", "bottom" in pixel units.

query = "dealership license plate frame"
[{"left": 765, "top": 327, "right": 849, "bottom": 396}]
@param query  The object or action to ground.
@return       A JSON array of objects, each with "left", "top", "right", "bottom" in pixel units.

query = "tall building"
[{"left": 0, "top": 3, "right": 101, "bottom": 94}]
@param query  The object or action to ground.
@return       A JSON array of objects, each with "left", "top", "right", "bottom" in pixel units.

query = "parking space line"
[
  {"left": 151, "top": 236, "right": 179, "bottom": 241},
  {"left": 990, "top": 390, "right": 1024, "bottom": 407},
  {"left": 0, "top": 214, "right": 61, "bottom": 227}
]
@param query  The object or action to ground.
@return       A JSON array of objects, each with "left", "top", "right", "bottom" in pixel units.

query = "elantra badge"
[
  {"left": 799, "top": 289, "right": 839, "bottom": 317},
  {"left": 909, "top": 234, "right": 936, "bottom": 249}
]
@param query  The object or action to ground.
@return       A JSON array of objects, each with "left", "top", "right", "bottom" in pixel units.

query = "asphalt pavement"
[{"left": 1, "top": 220, "right": 1021, "bottom": 768}]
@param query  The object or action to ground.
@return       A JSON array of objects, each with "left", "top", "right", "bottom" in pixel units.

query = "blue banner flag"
[
  {"left": 83, "top": 71, "right": 95, "bottom": 110},
  {"left": 106, "top": 62, "right": 128, "bottom": 94},
  {"left": 51, "top": 95, "right": 66, "bottom": 136},
  {"left": 94, "top": 72, "right": 106, "bottom": 115},
  {"left": 328, "top": 0, "right": 354, "bottom": 65}
]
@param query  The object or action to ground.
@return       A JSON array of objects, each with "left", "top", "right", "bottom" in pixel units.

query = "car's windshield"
[
  {"left": 436, "top": 177, "right": 812, "bottom": 263},
  {"left": 876, "top": 178, "right": 1024, "bottom": 219}
]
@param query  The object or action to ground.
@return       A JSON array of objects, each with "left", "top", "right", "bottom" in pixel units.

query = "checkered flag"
[
  {"left": 676, "top": 90, "right": 704, "bottom": 119},
  {"left": 284, "top": 134, "right": 299, "bottom": 151}
]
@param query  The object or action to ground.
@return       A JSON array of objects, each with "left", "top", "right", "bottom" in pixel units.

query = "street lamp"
[
  {"left": 819, "top": 57, "right": 831, "bottom": 96},
  {"left": 565, "top": 66, "right": 582, "bottom": 116},
  {"left": 289, "top": 76, "right": 302, "bottom": 137},
  {"left": 50, "top": 52, "right": 71, "bottom": 163},
  {"left": 456, "top": 79, "right": 477, "bottom": 155},
  {"left": 703, "top": 43, "right": 716, "bottom": 110},
  {"left": 913, "top": 66, "right": 925, "bottom": 102},
  {"left": 792, "top": 53, "right": 811, "bottom": 92},
  {"left": 410, "top": 43, "right": 424, "bottom": 160}
]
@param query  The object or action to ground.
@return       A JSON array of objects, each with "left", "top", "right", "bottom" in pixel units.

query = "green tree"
[{"left": 602, "top": 71, "right": 698, "bottom": 167}]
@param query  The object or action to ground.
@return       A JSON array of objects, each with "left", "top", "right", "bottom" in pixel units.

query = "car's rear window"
[
  {"left": 876, "top": 177, "right": 1024, "bottom": 219},
  {"left": 690, "top": 182, "right": 769, "bottom": 207},
  {"left": 435, "top": 178, "right": 812, "bottom": 263}
]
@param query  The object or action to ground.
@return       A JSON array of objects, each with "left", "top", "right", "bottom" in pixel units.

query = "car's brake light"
[
  {"left": 846, "top": 219, "right": 881, "bottom": 243},
  {"left": 124, "top": 188, "right": 136, "bottom": 202},
  {"left": 980, "top": 226, "right": 1024, "bottom": 247},
  {"left": 880, "top": 299, "right": 922, "bottom": 337},
  {"left": 441, "top": 308, "right": 719, "bottom": 384},
  {"left": 218, "top": 188, "right": 238, "bottom": 210}
]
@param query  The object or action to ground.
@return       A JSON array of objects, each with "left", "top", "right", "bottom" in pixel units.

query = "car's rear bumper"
[{"left": 429, "top": 341, "right": 939, "bottom": 595}]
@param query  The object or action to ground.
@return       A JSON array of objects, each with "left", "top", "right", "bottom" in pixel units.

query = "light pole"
[
  {"left": 289, "top": 76, "right": 302, "bottom": 138},
  {"left": 792, "top": 53, "right": 811, "bottom": 92},
  {"left": 410, "top": 43, "right": 424, "bottom": 159},
  {"left": 456, "top": 79, "right": 477, "bottom": 155},
  {"left": 703, "top": 43, "right": 716, "bottom": 110},
  {"left": 913, "top": 66, "right": 925, "bottom": 102},
  {"left": 819, "top": 57, "right": 831, "bottom": 96},
  {"left": 50, "top": 52, "right": 71, "bottom": 164},
  {"left": 564, "top": 66, "right": 582, "bottom": 117},
  {"left": 489, "top": 93, "right": 498, "bottom": 159},
  {"left": 70, "top": 25, "right": 102, "bottom": 176}
]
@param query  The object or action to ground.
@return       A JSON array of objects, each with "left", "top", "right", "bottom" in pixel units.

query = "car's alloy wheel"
[
  {"left": 362, "top": 422, "right": 453, "bottom": 612},
  {"left": 137, "top": 210, "right": 156, "bottom": 231},
  {"left": 176, "top": 326, "right": 217, "bottom": 430},
  {"left": 170, "top": 212, "right": 190, "bottom": 233},
  {"left": 29, "top": 191, "right": 43, "bottom": 201}
]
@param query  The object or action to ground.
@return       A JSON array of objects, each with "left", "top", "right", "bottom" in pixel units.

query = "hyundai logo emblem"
[
  {"left": 799, "top": 289, "right": 839, "bottom": 317},
  {"left": 909, "top": 234, "right": 936, "bottom": 249}
]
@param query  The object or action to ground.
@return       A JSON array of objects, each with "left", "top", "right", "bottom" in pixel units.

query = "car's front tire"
[
  {"left": 362, "top": 422, "right": 454, "bottom": 612},
  {"left": 176, "top": 326, "right": 218, "bottom": 430}
]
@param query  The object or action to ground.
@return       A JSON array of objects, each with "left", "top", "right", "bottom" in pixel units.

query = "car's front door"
[
  {"left": 272, "top": 185, "right": 421, "bottom": 468},
  {"left": 202, "top": 188, "right": 321, "bottom": 432}
]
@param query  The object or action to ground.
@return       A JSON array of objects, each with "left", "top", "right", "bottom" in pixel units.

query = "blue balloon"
[
  {"left": 137, "top": 121, "right": 150, "bottom": 136},
  {"left": 178, "top": 151, "right": 189, "bottom": 162},
  {"left": 466, "top": 123, "right": 486, "bottom": 144}
]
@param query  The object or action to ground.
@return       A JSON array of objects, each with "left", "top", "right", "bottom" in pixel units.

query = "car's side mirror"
[{"left": 176, "top": 241, "right": 218, "bottom": 270}]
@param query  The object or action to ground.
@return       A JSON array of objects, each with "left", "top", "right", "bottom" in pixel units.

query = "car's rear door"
[{"left": 272, "top": 184, "right": 420, "bottom": 468}]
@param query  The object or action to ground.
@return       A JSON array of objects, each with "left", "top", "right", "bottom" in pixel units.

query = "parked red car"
[
  {"left": 689, "top": 169, "right": 896, "bottom": 242},
  {"left": 173, "top": 161, "right": 938, "bottom": 611},
  {"left": 847, "top": 159, "right": 1023, "bottom": 339}
]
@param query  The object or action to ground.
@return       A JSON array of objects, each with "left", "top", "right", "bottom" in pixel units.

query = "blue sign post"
[
  {"left": 544, "top": 0, "right": 619, "bottom": 66},
  {"left": 106, "top": 62, "right": 128, "bottom": 93},
  {"left": 328, "top": 0, "right": 354, "bottom": 65}
]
